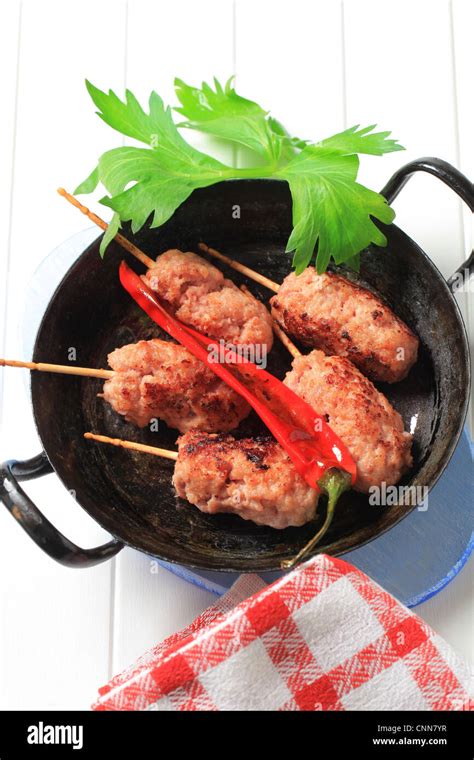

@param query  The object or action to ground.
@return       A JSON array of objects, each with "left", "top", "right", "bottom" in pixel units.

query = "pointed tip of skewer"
[
  {"left": 0, "top": 358, "right": 26, "bottom": 369},
  {"left": 84, "top": 431, "right": 178, "bottom": 460}
]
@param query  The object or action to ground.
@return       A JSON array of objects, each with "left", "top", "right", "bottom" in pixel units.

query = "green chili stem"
[{"left": 281, "top": 468, "right": 352, "bottom": 570}]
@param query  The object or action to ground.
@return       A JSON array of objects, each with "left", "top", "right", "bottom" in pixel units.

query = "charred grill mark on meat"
[{"left": 173, "top": 432, "right": 319, "bottom": 529}]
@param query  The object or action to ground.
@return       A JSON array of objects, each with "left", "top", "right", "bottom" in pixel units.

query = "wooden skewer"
[
  {"left": 84, "top": 432, "right": 178, "bottom": 460},
  {"left": 57, "top": 188, "right": 155, "bottom": 269},
  {"left": 0, "top": 358, "right": 113, "bottom": 379},
  {"left": 199, "top": 242, "right": 280, "bottom": 293},
  {"left": 240, "top": 284, "right": 301, "bottom": 360}
]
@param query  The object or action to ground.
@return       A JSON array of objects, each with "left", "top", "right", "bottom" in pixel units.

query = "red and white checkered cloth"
[{"left": 93, "top": 555, "right": 473, "bottom": 711}]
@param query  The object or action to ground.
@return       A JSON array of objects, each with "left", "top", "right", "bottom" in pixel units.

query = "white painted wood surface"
[{"left": 0, "top": 0, "right": 472, "bottom": 709}]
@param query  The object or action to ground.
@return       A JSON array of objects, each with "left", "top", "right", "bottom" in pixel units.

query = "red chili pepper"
[{"left": 119, "top": 261, "right": 356, "bottom": 496}]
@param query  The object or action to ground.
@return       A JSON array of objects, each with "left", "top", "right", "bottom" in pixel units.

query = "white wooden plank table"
[{"left": 0, "top": 0, "right": 472, "bottom": 709}]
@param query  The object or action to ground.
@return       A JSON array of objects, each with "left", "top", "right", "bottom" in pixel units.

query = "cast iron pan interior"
[{"left": 30, "top": 180, "right": 470, "bottom": 571}]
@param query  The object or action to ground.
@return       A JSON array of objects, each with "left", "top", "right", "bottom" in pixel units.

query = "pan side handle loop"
[
  {"left": 0, "top": 453, "right": 123, "bottom": 567},
  {"left": 381, "top": 157, "right": 474, "bottom": 293}
]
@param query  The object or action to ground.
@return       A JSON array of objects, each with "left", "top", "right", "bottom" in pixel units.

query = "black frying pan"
[{"left": 1, "top": 158, "right": 473, "bottom": 571}]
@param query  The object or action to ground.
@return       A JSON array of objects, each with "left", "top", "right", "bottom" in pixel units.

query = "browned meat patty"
[
  {"left": 284, "top": 350, "right": 413, "bottom": 492},
  {"left": 173, "top": 432, "right": 319, "bottom": 529},
  {"left": 102, "top": 339, "right": 250, "bottom": 433},
  {"left": 144, "top": 249, "right": 274, "bottom": 351},
  {"left": 271, "top": 269, "right": 419, "bottom": 383}
]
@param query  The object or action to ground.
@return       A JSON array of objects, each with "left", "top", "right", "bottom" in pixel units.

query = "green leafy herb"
[
  {"left": 175, "top": 77, "right": 308, "bottom": 164},
  {"left": 277, "top": 148, "right": 395, "bottom": 273},
  {"left": 316, "top": 124, "right": 405, "bottom": 156},
  {"left": 76, "top": 81, "right": 235, "bottom": 254},
  {"left": 76, "top": 77, "right": 404, "bottom": 271},
  {"left": 175, "top": 76, "right": 279, "bottom": 161}
]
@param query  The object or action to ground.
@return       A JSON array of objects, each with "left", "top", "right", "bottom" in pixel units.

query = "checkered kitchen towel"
[{"left": 93, "top": 555, "right": 473, "bottom": 711}]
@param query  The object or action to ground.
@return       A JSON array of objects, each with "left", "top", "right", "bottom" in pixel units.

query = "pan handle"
[
  {"left": 0, "top": 452, "right": 123, "bottom": 568},
  {"left": 381, "top": 157, "right": 474, "bottom": 292}
]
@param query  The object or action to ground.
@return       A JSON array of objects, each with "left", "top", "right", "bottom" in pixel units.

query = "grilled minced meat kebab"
[
  {"left": 101, "top": 339, "right": 250, "bottom": 433},
  {"left": 173, "top": 432, "right": 319, "bottom": 529},
  {"left": 271, "top": 269, "right": 419, "bottom": 383},
  {"left": 283, "top": 350, "right": 413, "bottom": 493},
  {"left": 144, "top": 249, "right": 274, "bottom": 351}
]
